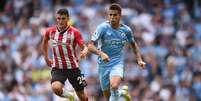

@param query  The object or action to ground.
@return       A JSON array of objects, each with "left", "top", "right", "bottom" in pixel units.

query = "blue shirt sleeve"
[
  {"left": 126, "top": 27, "right": 135, "bottom": 44},
  {"left": 91, "top": 24, "right": 104, "bottom": 42}
]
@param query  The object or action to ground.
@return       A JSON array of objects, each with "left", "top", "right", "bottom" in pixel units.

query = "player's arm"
[
  {"left": 75, "top": 30, "right": 88, "bottom": 59},
  {"left": 89, "top": 24, "right": 110, "bottom": 63},
  {"left": 130, "top": 41, "right": 146, "bottom": 69},
  {"left": 88, "top": 41, "right": 110, "bottom": 63},
  {"left": 127, "top": 27, "right": 146, "bottom": 68},
  {"left": 42, "top": 31, "right": 52, "bottom": 67},
  {"left": 79, "top": 44, "right": 88, "bottom": 59}
]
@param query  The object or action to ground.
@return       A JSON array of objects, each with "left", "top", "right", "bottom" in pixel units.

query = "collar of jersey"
[{"left": 57, "top": 25, "right": 70, "bottom": 34}]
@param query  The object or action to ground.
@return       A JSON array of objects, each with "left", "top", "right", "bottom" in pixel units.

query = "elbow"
[{"left": 88, "top": 41, "right": 96, "bottom": 52}]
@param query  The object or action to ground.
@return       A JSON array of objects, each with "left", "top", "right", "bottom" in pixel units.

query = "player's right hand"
[
  {"left": 137, "top": 60, "right": 146, "bottom": 69},
  {"left": 100, "top": 52, "right": 110, "bottom": 63},
  {"left": 80, "top": 46, "right": 88, "bottom": 59}
]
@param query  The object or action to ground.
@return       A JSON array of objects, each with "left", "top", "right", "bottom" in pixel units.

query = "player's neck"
[
  {"left": 110, "top": 22, "right": 120, "bottom": 29},
  {"left": 57, "top": 25, "right": 69, "bottom": 32},
  {"left": 111, "top": 24, "right": 120, "bottom": 29}
]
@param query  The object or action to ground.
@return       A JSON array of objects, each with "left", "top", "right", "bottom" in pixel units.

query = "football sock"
[
  {"left": 119, "top": 86, "right": 131, "bottom": 101},
  {"left": 109, "top": 88, "right": 119, "bottom": 101},
  {"left": 61, "top": 88, "right": 75, "bottom": 98}
]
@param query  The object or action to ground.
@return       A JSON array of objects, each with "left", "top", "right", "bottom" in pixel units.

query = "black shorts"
[{"left": 51, "top": 68, "right": 87, "bottom": 91}]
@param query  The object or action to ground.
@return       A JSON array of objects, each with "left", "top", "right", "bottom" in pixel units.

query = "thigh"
[
  {"left": 99, "top": 66, "right": 111, "bottom": 91},
  {"left": 67, "top": 68, "right": 87, "bottom": 91},
  {"left": 109, "top": 63, "right": 124, "bottom": 80},
  {"left": 51, "top": 69, "right": 68, "bottom": 84}
]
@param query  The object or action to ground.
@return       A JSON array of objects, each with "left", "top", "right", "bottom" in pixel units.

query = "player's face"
[
  {"left": 108, "top": 10, "right": 121, "bottom": 25},
  {"left": 56, "top": 14, "right": 69, "bottom": 29}
]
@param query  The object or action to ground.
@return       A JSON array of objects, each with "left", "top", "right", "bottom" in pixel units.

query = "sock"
[
  {"left": 119, "top": 88, "right": 131, "bottom": 101},
  {"left": 109, "top": 89, "right": 119, "bottom": 101},
  {"left": 61, "top": 88, "right": 74, "bottom": 98},
  {"left": 118, "top": 89, "right": 124, "bottom": 96}
]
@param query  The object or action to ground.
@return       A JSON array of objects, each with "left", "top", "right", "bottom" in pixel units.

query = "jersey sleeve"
[
  {"left": 75, "top": 30, "right": 84, "bottom": 46},
  {"left": 126, "top": 27, "right": 135, "bottom": 44},
  {"left": 91, "top": 25, "right": 104, "bottom": 42},
  {"left": 44, "top": 28, "right": 50, "bottom": 39}
]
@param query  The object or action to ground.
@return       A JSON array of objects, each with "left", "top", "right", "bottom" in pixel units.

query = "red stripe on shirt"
[
  {"left": 66, "top": 29, "right": 77, "bottom": 69},
  {"left": 73, "top": 35, "right": 79, "bottom": 65},
  {"left": 58, "top": 33, "right": 67, "bottom": 69},
  {"left": 53, "top": 48, "right": 59, "bottom": 68}
]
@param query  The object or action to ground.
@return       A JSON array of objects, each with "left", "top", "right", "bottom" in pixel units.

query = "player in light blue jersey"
[{"left": 88, "top": 3, "right": 146, "bottom": 101}]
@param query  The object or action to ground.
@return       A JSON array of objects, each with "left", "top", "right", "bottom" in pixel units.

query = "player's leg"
[
  {"left": 109, "top": 63, "right": 124, "bottom": 101},
  {"left": 67, "top": 68, "right": 88, "bottom": 101},
  {"left": 119, "top": 85, "right": 131, "bottom": 101},
  {"left": 109, "top": 76, "right": 121, "bottom": 101},
  {"left": 51, "top": 69, "right": 75, "bottom": 100},
  {"left": 103, "top": 90, "right": 110, "bottom": 101},
  {"left": 51, "top": 81, "right": 64, "bottom": 96},
  {"left": 99, "top": 66, "right": 111, "bottom": 101},
  {"left": 75, "top": 90, "right": 88, "bottom": 101}
]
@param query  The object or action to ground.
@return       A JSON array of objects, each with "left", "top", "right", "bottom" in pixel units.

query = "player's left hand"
[
  {"left": 80, "top": 47, "right": 88, "bottom": 59},
  {"left": 137, "top": 60, "right": 146, "bottom": 69}
]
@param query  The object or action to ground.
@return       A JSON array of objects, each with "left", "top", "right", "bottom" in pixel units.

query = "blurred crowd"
[{"left": 0, "top": 0, "right": 200, "bottom": 101}]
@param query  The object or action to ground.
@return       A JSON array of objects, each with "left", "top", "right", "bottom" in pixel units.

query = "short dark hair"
[
  {"left": 109, "top": 3, "right": 122, "bottom": 14},
  {"left": 56, "top": 8, "right": 69, "bottom": 17}
]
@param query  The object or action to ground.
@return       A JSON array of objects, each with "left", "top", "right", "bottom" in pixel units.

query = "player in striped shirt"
[{"left": 42, "top": 8, "right": 88, "bottom": 101}]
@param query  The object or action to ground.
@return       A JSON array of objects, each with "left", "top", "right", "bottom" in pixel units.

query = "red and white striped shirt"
[{"left": 45, "top": 26, "right": 84, "bottom": 69}]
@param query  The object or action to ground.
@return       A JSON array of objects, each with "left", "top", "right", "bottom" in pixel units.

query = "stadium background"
[{"left": 0, "top": 0, "right": 200, "bottom": 101}]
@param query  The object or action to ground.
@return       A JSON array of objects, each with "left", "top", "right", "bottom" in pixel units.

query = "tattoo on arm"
[{"left": 132, "top": 41, "right": 142, "bottom": 61}]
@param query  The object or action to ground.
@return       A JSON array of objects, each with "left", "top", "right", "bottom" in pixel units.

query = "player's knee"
[
  {"left": 103, "top": 90, "right": 110, "bottom": 100},
  {"left": 110, "top": 76, "right": 121, "bottom": 90},
  {"left": 111, "top": 82, "right": 119, "bottom": 90},
  {"left": 51, "top": 81, "right": 63, "bottom": 96}
]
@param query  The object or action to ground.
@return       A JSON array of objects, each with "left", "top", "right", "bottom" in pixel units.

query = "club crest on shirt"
[
  {"left": 107, "top": 32, "right": 112, "bottom": 36},
  {"left": 120, "top": 32, "right": 126, "bottom": 38},
  {"left": 67, "top": 32, "right": 71, "bottom": 39}
]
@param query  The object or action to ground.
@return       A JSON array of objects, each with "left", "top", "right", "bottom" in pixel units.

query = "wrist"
[
  {"left": 84, "top": 47, "right": 88, "bottom": 52},
  {"left": 44, "top": 57, "right": 49, "bottom": 61},
  {"left": 137, "top": 58, "right": 142, "bottom": 62}
]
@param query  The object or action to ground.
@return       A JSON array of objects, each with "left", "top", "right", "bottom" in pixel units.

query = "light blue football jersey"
[{"left": 91, "top": 21, "right": 135, "bottom": 67}]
